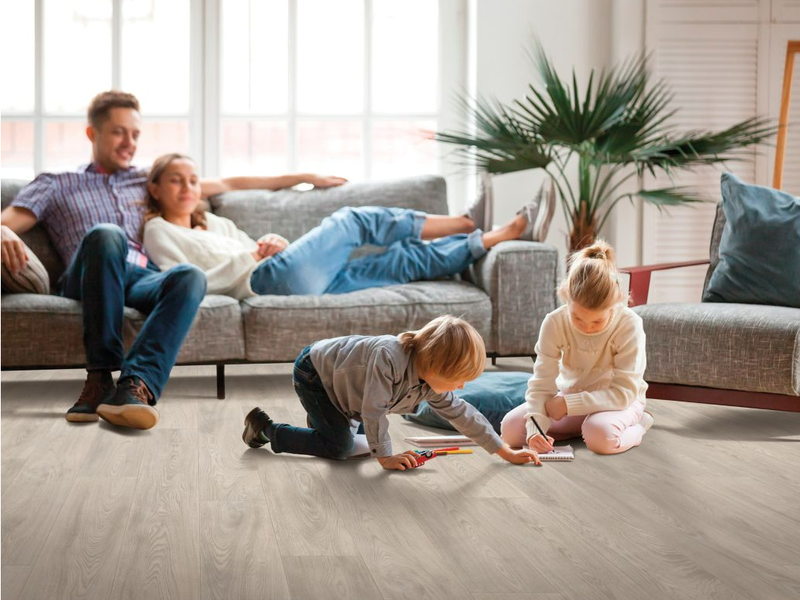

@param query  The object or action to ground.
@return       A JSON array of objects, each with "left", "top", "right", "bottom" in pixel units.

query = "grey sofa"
[
  {"left": 622, "top": 202, "right": 800, "bottom": 412},
  {"left": 1, "top": 175, "right": 558, "bottom": 397}
]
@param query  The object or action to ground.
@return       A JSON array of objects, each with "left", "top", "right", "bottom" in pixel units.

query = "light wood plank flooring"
[{"left": 2, "top": 361, "right": 799, "bottom": 600}]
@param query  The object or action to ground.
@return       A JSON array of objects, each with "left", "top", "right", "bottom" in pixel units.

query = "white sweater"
[
  {"left": 143, "top": 213, "right": 286, "bottom": 300},
  {"left": 525, "top": 303, "right": 648, "bottom": 440}
]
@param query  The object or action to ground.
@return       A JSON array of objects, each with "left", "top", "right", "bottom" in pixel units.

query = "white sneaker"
[
  {"left": 640, "top": 411, "right": 654, "bottom": 432},
  {"left": 516, "top": 187, "right": 543, "bottom": 241},
  {"left": 464, "top": 172, "right": 494, "bottom": 232}
]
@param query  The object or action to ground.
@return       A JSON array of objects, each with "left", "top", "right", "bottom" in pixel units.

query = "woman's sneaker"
[
  {"left": 243, "top": 407, "right": 274, "bottom": 448},
  {"left": 66, "top": 371, "right": 115, "bottom": 422},
  {"left": 464, "top": 173, "right": 494, "bottom": 232},
  {"left": 96, "top": 377, "right": 159, "bottom": 430}
]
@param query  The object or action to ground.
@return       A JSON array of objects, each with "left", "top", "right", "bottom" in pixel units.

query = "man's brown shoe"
[
  {"left": 66, "top": 371, "right": 115, "bottom": 422},
  {"left": 96, "top": 376, "right": 159, "bottom": 430}
]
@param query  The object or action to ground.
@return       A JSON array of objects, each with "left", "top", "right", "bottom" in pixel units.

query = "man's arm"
[
  {"left": 200, "top": 173, "right": 347, "bottom": 199},
  {"left": 1, "top": 207, "right": 38, "bottom": 274}
]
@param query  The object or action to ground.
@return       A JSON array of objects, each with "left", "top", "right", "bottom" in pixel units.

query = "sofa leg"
[
  {"left": 216, "top": 364, "right": 226, "bottom": 400},
  {"left": 491, "top": 356, "right": 497, "bottom": 366}
]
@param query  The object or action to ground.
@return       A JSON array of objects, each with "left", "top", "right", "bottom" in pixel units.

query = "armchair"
[{"left": 620, "top": 204, "right": 800, "bottom": 413}]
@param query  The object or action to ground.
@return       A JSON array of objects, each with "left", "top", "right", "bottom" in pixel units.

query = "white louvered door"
[
  {"left": 773, "top": 0, "right": 800, "bottom": 22},
  {"left": 642, "top": 3, "right": 771, "bottom": 304}
]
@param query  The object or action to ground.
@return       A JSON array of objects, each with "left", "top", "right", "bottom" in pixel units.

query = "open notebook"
[{"left": 535, "top": 445, "right": 574, "bottom": 461}]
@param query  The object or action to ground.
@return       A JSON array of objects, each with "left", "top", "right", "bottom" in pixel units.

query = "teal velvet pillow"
[
  {"left": 404, "top": 371, "right": 529, "bottom": 433},
  {"left": 703, "top": 173, "right": 800, "bottom": 308}
]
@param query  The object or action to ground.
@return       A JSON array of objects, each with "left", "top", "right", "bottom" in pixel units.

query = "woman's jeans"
[
  {"left": 269, "top": 346, "right": 356, "bottom": 460},
  {"left": 249, "top": 206, "right": 486, "bottom": 295}
]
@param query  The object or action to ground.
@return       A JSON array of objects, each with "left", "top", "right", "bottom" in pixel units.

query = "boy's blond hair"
[
  {"left": 558, "top": 239, "right": 625, "bottom": 309},
  {"left": 398, "top": 315, "right": 486, "bottom": 382}
]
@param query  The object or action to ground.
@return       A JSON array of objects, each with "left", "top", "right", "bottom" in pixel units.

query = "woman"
[{"left": 142, "top": 153, "right": 539, "bottom": 299}]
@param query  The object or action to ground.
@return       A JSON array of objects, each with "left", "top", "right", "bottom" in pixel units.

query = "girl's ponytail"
[{"left": 558, "top": 239, "right": 624, "bottom": 309}]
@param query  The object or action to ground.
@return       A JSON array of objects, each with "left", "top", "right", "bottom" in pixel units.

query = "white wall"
[{"left": 458, "top": 0, "right": 647, "bottom": 272}]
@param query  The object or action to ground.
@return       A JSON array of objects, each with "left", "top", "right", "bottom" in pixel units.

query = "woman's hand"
[
  {"left": 306, "top": 174, "right": 348, "bottom": 189},
  {"left": 527, "top": 434, "right": 555, "bottom": 454},
  {"left": 256, "top": 234, "right": 289, "bottom": 259},
  {"left": 496, "top": 444, "right": 541, "bottom": 466},
  {"left": 545, "top": 395, "right": 568, "bottom": 421},
  {"left": 377, "top": 451, "right": 420, "bottom": 471}
]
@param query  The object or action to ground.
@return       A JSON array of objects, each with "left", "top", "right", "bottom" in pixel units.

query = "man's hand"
[
  {"left": 256, "top": 234, "right": 289, "bottom": 259},
  {"left": 377, "top": 451, "right": 420, "bottom": 471},
  {"left": 496, "top": 444, "right": 541, "bottom": 466},
  {"left": 306, "top": 174, "right": 347, "bottom": 189},
  {"left": 527, "top": 434, "right": 555, "bottom": 454},
  {"left": 1, "top": 225, "right": 29, "bottom": 275},
  {"left": 545, "top": 395, "right": 568, "bottom": 421}
]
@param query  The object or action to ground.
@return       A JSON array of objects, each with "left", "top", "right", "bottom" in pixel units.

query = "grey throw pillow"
[
  {"left": 1, "top": 242, "right": 50, "bottom": 294},
  {"left": 703, "top": 173, "right": 800, "bottom": 308}
]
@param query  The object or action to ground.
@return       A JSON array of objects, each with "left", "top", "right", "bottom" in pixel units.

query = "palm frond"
[{"left": 434, "top": 95, "right": 552, "bottom": 174}]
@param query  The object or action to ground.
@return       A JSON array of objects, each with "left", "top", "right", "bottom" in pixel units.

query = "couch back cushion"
[
  {"left": 208, "top": 175, "right": 449, "bottom": 242},
  {"left": 1, "top": 179, "right": 66, "bottom": 288},
  {"left": 703, "top": 172, "right": 800, "bottom": 308}
]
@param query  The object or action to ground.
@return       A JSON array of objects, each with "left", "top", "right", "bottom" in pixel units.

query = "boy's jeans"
[
  {"left": 269, "top": 346, "right": 356, "bottom": 460},
  {"left": 249, "top": 206, "right": 486, "bottom": 295},
  {"left": 60, "top": 224, "right": 207, "bottom": 399}
]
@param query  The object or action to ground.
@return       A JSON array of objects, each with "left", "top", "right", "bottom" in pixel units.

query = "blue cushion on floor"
[
  {"left": 703, "top": 173, "right": 800, "bottom": 308},
  {"left": 404, "top": 371, "right": 529, "bottom": 433}
]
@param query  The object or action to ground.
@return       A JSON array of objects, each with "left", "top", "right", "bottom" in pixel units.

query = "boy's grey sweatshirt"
[{"left": 309, "top": 335, "right": 504, "bottom": 457}]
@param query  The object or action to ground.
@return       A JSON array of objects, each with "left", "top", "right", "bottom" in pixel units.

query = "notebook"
[
  {"left": 403, "top": 434, "right": 478, "bottom": 448},
  {"left": 535, "top": 445, "right": 574, "bottom": 462}
]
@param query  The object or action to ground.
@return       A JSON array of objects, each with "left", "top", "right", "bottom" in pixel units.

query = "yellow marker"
[{"left": 434, "top": 449, "right": 474, "bottom": 455}]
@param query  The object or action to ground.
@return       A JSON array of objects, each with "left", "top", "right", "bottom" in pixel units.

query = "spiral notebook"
[{"left": 536, "top": 445, "right": 574, "bottom": 461}]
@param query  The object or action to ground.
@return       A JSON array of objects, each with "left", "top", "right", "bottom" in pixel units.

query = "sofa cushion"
[
  {"left": 703, "top": 173, "right": 800, "bottom": 308},
  {"left": 241, "top": 280, "right": 493, "bottom": 361},
  {"left": 1, "top": 179, "right": 66, "bottom": 287},
  {"left": 1, "top": 241, "right": 50, "bottom": 294},
  {"left": 633, "top": 302, "right": 800, "bottom": 396},
  {"left": 208, "top": 175, "right": 449, "bottom": 243},
  {"left": 0, "top": 294, "right": 245, "bottom": 368}
]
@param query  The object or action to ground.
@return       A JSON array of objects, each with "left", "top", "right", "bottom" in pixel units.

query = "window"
[
  {"left": 2, "top": 0, "right": 454, "bottom": 189},
  {"left": 218, "top": 0, "right": 440, "bottom": 181},
  {"left": 0, "top": 0, "right": 192, "bottom": 179}
]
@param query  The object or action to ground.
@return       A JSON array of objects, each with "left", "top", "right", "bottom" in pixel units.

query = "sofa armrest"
[
  {"left": 467, "top": 240, "right": 558, "bottom": 355},
  {"left": 620, "top": 259, "right": 709, "bottom": 307}
]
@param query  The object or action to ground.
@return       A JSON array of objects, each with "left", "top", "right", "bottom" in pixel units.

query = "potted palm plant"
[{"left": 435, "top": 43, "right": 776, "bottom": 252}]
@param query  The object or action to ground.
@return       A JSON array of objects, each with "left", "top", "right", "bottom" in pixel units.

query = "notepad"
[
  {"left": 535, "top": 445, "right": 574, "bottom": 461},
  {"left": 404, "top": 434, "right": 478, "bottom": 448}
]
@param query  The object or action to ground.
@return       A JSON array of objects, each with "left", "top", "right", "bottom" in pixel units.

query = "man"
[{"left": 0, "top": 90, "right": 345, "bottom": 430}]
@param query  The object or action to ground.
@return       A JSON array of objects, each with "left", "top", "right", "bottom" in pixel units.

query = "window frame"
[{"left": 4, "top": 0, "right": 467, "bottom": 206}]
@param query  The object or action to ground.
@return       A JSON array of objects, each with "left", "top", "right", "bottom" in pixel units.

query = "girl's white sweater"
[{"left": 525, "top": 303, "right": 648, "bottom": 440}]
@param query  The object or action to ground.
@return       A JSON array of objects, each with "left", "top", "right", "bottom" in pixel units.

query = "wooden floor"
[{"left": 2, "top": 360, "right": 799, "bottom": 600}]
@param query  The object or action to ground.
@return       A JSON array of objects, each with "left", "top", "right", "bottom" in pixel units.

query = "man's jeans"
[
  {"left": 249, "top": 206, "right": 487, "bottom": 295},
  {"left": 60, "top": 224, "right": 207, "bottom": 400},
  {"left": 269, "top": 346, "right": 355, "bottom": 460}
]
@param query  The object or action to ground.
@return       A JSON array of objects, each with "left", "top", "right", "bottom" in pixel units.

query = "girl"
[
  {"left": 242, "top": 315, "right": 541, "bottom": 470},
  {"left": 141, "top": 153, "right": 540, "bottom": 299},
  {"left": 501, "top": 241, "right": 654, "bottom": 455}
]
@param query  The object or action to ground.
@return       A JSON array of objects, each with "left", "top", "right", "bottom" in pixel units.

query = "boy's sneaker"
[
  {"left": 243, "top": 407, "right": 274, "bottom": 448},
  {"left": 96, "top": 376, "right": 159, "bottom": 430},
  {"left": 464, "top": 173, "right": 494, "bottom": 232},
  {"left": 640, "top": 411, "right": 655, "bottom": 432},
  {"left": 66, "top": 371, "right": 115, "bottom": 423}
]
